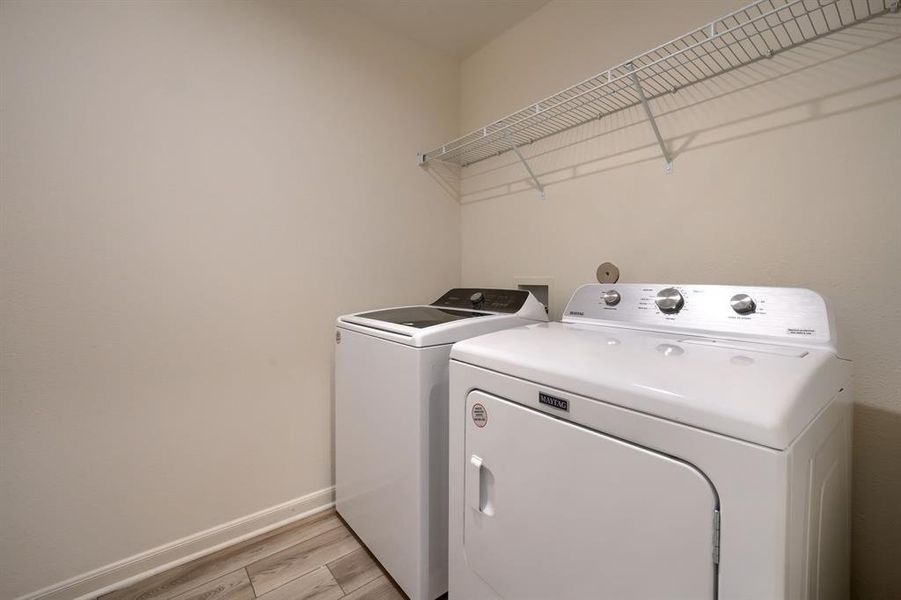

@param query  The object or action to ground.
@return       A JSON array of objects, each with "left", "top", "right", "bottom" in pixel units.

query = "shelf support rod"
[
  {"left": 628, "top": 63, "right": 673, "bottom": 173},
  {"left": 504, "top": 132, "right": 545, "bottom": 200}
]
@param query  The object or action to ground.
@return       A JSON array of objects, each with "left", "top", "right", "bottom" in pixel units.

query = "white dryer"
[
  {"left": 336, "top": 288, "right": 546, "bottom": 600},
  {"left": 449, "top": 283, "right": 852, "bottom": 600}
]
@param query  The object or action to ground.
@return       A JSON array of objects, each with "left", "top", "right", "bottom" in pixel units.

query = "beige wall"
[
  {"left": 0, "top": 1, "right": 459, "bottom": 598},
  {"left": 459, "top": 1, "right": 900, "bottom": 597}
]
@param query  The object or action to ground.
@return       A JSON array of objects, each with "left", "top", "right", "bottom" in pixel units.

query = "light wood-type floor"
[{"left": 99, "top": 509, "right": 407, "bottom": 600}]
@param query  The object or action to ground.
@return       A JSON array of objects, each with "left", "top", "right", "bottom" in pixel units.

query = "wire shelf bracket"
[
  {"left": 418, "top": 0, "right": 896, "bottom": 181},
  {"left": 505, "top": 131, "right": 546, "bottom": 200},
  {"left": 628, "top": 62, "right": 673, "bottom": 174}
]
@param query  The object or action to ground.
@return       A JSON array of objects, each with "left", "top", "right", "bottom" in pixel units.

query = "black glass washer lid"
[{"left": 355, "top": 306, "right": 490, "bottom": 329}]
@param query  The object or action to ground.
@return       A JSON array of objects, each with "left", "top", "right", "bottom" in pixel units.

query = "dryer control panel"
[
  {"left": 563, "top": 283, "right": 834, "bottom": 347},
  {"left": 432, "top": 288, "right": 530, "bottom": 313}
]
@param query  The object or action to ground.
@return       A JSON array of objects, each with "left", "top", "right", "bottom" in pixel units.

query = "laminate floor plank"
[
  {"left": 255, "top": 566, "right": 343, "bottom": 600},
  {"left": 326, "top": 548, "right": 383, "bottom": 595},
  {"left": 100, "top": 510, "right": 341, "bottom": 600},
  {"left": 247, "top": 527, "right": 360, "bottom": 596},
  {"left": 168, "top": 570, "right": 254, "bottom": 600},
  {"left": 340, "top": 576, "right": 405, "bottom": 600}
]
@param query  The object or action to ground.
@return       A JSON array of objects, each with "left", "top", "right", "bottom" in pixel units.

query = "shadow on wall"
[
  {"left": 426, "top": 160, "right": 462, "bottom": 201},
  {"left": 452, "top": 17, "right": 901, "bottom": 204},
  {"left": 852, "top": 403, "right": 901, "bottom": 599}
]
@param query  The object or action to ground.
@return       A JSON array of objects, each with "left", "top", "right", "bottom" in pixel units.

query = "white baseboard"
[{"left": 15, "top": 486, "right": 335, "bottom": 600}]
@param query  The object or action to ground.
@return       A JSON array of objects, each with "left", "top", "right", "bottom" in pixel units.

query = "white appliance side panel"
[
  {"left": 785, "top": 386, "right": 853, "bottom": 600},
  {"left": 462, "top": 390, "right": 718, "bottom": 600},
  {"left": 807, "top": 418, "right": 851, "bottom": 600},
  {"left": 335, "top": 329, "right": 450, "bottom": 599},
  {"left": 422, "top": 342, "right": 451, "bottom": 600}
]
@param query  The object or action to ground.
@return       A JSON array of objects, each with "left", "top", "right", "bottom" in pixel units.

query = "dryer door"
[{"left": 463, "top": 391, "right": 718, "bottom": 600}]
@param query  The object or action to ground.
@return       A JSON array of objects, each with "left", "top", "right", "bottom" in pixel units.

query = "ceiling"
[{"left": 336, "top": 0, "right": 550, "bottom": 59}]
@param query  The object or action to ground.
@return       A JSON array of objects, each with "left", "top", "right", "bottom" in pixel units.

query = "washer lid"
[
  {"left": 354, "top": 306, "right": 490, "bottom": 329},
  {"left": 450, "top": 322, "right": 850, "bottom": 449},
  {"left": 337, "top": 288, "right": 548, "bottom": 347},
  {"left": 339, "top": 307, "right": 528, "bottom": 347}
]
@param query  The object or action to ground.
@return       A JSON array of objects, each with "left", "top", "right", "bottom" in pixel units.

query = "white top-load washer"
[
  {"left": 335, "top": 288, "right": 546, "bottom": 600},
  {"left": 449, "top": 283, "right": 852, "bottom": 600}
]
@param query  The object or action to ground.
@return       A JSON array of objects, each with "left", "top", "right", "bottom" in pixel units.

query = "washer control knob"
[
  {"left": 655, "top": 288, "right": 684, "bottom": 314},
  {"left": 602, "top": 290, "right": 621, "bottom": 306},
  {"left": 470, "top": 292, "right": 484, "bottom": 306},
  {"left": 730, "top": 293, "right": 756, "bottom": 315}
]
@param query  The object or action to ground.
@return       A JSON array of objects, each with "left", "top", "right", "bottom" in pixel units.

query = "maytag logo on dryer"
[
  {"left": 568, "top": 310, "right": 585, "bottom": 316},
  {"left": 539, "top": 392, "right": 569, "bottom": 412}
]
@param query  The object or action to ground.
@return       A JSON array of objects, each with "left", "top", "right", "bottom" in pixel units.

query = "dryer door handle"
[
  {"left": 468, "top": 455, "right": 483, "bottom": 511},
  {"left": 468, "top": 454, "right": 494, "bottom": 515}
]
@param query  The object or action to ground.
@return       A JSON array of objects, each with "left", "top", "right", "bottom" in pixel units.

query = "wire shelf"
[{"left": 419, "top": 0, "right": 896, "bottom": 168}]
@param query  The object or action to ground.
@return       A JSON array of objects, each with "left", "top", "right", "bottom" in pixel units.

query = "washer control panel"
[
  {"left": 564, "top": 283, "right": 832, "bottom": 345},
  {"left": 432, "top": 288, "right": 529, "bottom": 313}
]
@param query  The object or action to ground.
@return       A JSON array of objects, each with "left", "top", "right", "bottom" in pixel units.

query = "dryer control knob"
[
  {"left": 730, "top": 293, "right": 756, "bottom": 315},
  {"left": 602, "top": 290, "right": 621, "bottom": 306},
  {"left": 470, "top": 292, "right": 484, "bottom": 306},
  {"left": 655, "top": 288, "right": 684, "bottom": 314}
]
